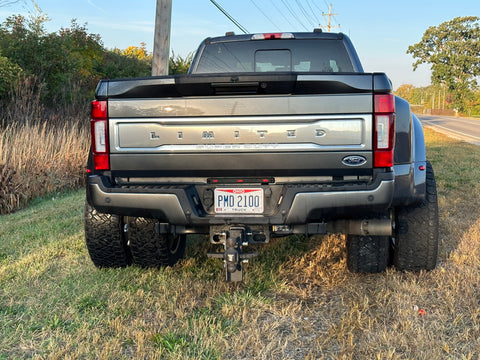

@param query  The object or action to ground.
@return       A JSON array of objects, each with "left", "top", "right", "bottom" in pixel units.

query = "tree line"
[
  {"left": 0, "top": 10, "right": 192, "bottom": 121},
  {"left": 1, "top": 10, "right": 478, "bottom": 119}
]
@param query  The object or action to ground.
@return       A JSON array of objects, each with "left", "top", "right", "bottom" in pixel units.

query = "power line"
[
  {"left": 280, "top": 0, "right": 309, "bottom": 31},
  {"left": 332, "top": 15, "right": 340, "bottom": 27},
  {"left": 209, "top": 0, "right": 248, "bottom": 34},
  {"left": 268, "top": 0, "right": 298, "bottom": 30},
  {"left": 250, "top": 0, "right": 282, "bottom": 31},
  {"left": 311, "top": 0, "right": 325, "bottom": 15},
  {"left": 305, "top": 0, "right": 322, "bottom": 24},
  {"left": 295, "top": 0, "right": 317, "bottom": 28}
]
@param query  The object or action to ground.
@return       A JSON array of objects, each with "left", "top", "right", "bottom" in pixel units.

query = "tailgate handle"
[{"left": 211, "top": 81, "right": 260, "bottom": 94}]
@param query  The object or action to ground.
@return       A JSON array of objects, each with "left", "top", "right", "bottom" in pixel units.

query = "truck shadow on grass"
[
  {"left": 134, "top": 130, "right": 476, "bottom": 295},
  {"left": 180, "top": 233, "right": 348, "bottom": 291}
]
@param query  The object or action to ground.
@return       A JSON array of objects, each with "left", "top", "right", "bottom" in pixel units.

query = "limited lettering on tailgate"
[{"left": 214, "top": 188, "right": 264, "bottom": 214}]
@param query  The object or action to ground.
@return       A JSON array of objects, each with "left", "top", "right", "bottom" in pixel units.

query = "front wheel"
[{"left": 393, "top": 161, "right": 439, "bottom": 271}]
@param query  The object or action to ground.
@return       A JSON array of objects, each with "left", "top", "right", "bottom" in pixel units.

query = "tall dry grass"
[
  {"left": 0, "top": 78, "right": 90, "bottom": 214},
  {"left": 0, "top": 122, "right": 89, "bottom": 214}
]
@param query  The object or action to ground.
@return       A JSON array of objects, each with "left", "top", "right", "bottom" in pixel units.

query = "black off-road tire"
[
  {"left": 127, "top": 217, "right": 186, "bottom": 267},
  {"left": 346, "top": 234, "right": 390, "bottom": 273},
  {"left": 84, "top": 202, "right": 132, "bottom": 267},
  {"left": 393, "top": 161, "right": 439, "bottom": 271}
]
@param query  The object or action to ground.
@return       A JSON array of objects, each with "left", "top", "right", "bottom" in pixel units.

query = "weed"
[{"left": 151, "top": 331, "right": 189, "bottom": 352}]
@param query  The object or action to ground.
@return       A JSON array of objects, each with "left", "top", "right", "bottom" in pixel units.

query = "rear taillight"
[
  {"left": 90, "top": 100, "right": 109, "bottom": 170},
  {"left": 374, "top": 94, "right": 395, "bottom": 168}
]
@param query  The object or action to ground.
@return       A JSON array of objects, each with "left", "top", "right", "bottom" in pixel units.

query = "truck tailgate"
[{"left": 99, "top": 73, "right": 390, "bottom": 176}]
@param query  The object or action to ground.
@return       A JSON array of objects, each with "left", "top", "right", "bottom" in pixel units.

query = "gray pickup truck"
[{"left": 85, "top": 31, "right": 438, "bottom": 281}]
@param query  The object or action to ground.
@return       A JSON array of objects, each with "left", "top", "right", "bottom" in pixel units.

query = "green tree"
[
  {"left": 103, "top": 42, "right": 152, "bottom": 79},
  {"left": 0, "top": 11, "right": 106, "bottom": 107},
  {"left": 56, "top": 20, "right": 104, "bottom": 101},
  {"left": 407, "top": 16, "right": 480, "bottom": 113},
  {"left": 395, "top": 84, "right": 414, "bottom": 101},
  {"left": 0, "top": 14, "right": 46, "bottom": 78},
  {"left": 168, "top": 51, "right": 193, "bottom": 75},
  {"left": 0, "top": 53, "right": 22, "bottom": 97},
  {"left": 101, "top": 49, "right": 151, "bottom": 79},
  {"left": 471, "top": 90, "right": 480, "bottom": 116},
  {"left": 0, "top": 6, "right": 196, "bottom": 117}
]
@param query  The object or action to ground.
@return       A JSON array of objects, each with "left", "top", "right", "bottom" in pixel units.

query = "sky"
[{"left": 0, "top": 0, "right": 479, "bottom": 90}]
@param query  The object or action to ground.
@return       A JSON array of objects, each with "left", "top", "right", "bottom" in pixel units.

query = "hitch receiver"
[{"left": 207, "top": 226, "right": 258, "bottom": 282}]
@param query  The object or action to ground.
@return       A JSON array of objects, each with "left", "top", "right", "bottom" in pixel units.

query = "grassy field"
[{"left": 1, "top": 128, "right": 479, "bottom": 359}]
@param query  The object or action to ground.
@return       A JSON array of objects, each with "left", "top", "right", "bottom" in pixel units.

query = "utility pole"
[
  {"left": 321, "top": 3, "right": 339, "bottom": 32},
  {"left": 152, "top": 0, "right": 172, "bottom": 76}
]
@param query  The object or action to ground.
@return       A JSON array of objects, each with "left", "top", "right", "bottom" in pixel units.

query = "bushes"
[
  {"left": 0, "top": 13, "right": 153, "bottom": 108},
  {"left": 0, "top": 8, "right": 193, "bottom": 108},
  {"left": 169, "top": 51, "right": 193, "bottom": 75},
  {"left": 0, "top": 54, "right": 22, "bottom": 97},
  {"left": 102, "top": 49, "right": 151, "bottom": 79}
]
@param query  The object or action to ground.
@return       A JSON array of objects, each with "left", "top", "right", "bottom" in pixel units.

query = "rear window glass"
[{"left": 194, "top": 39, "right": 354, "bottom": 73}]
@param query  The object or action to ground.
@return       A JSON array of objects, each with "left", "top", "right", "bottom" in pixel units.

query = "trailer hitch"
[{"left": 207, "top": 227, "right": 258, "bottom": 282}]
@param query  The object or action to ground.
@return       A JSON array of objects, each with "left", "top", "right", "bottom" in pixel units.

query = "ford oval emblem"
[{"left": 342, "top": 155, "right": 367, "bottom": 167}]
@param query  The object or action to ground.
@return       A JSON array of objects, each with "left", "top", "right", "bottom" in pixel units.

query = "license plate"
[{"left": 214, "top": 188, "right": 264, "bottom": 214}]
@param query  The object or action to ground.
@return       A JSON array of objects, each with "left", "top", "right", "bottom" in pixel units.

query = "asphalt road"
[{"left": 417, "top": 114, "right": 480, "bottom": 145}]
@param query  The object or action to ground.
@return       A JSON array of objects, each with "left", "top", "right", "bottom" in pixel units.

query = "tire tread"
[
  {"left": 127, "top": 217, "right": 186, "bottom": 267},
  {"left": 84, "top": 202, "right": 132, "bottom": 267},
  {"left": 347, "top": 235, "right": 389, "bottom": 273},
  {"left": 394, "top": 161, "right": 439, "bottom": 271}
]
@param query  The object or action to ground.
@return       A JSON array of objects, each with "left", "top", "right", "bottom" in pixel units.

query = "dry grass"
[
  {"left": 1, "top": 128, "right": 480, "bottom": 359},
  {"left": 0, "top": 76, "right": 90, "bottom": 214},
  {"left": 0, "top": 121, "right": 89, "bottom": 214}
]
